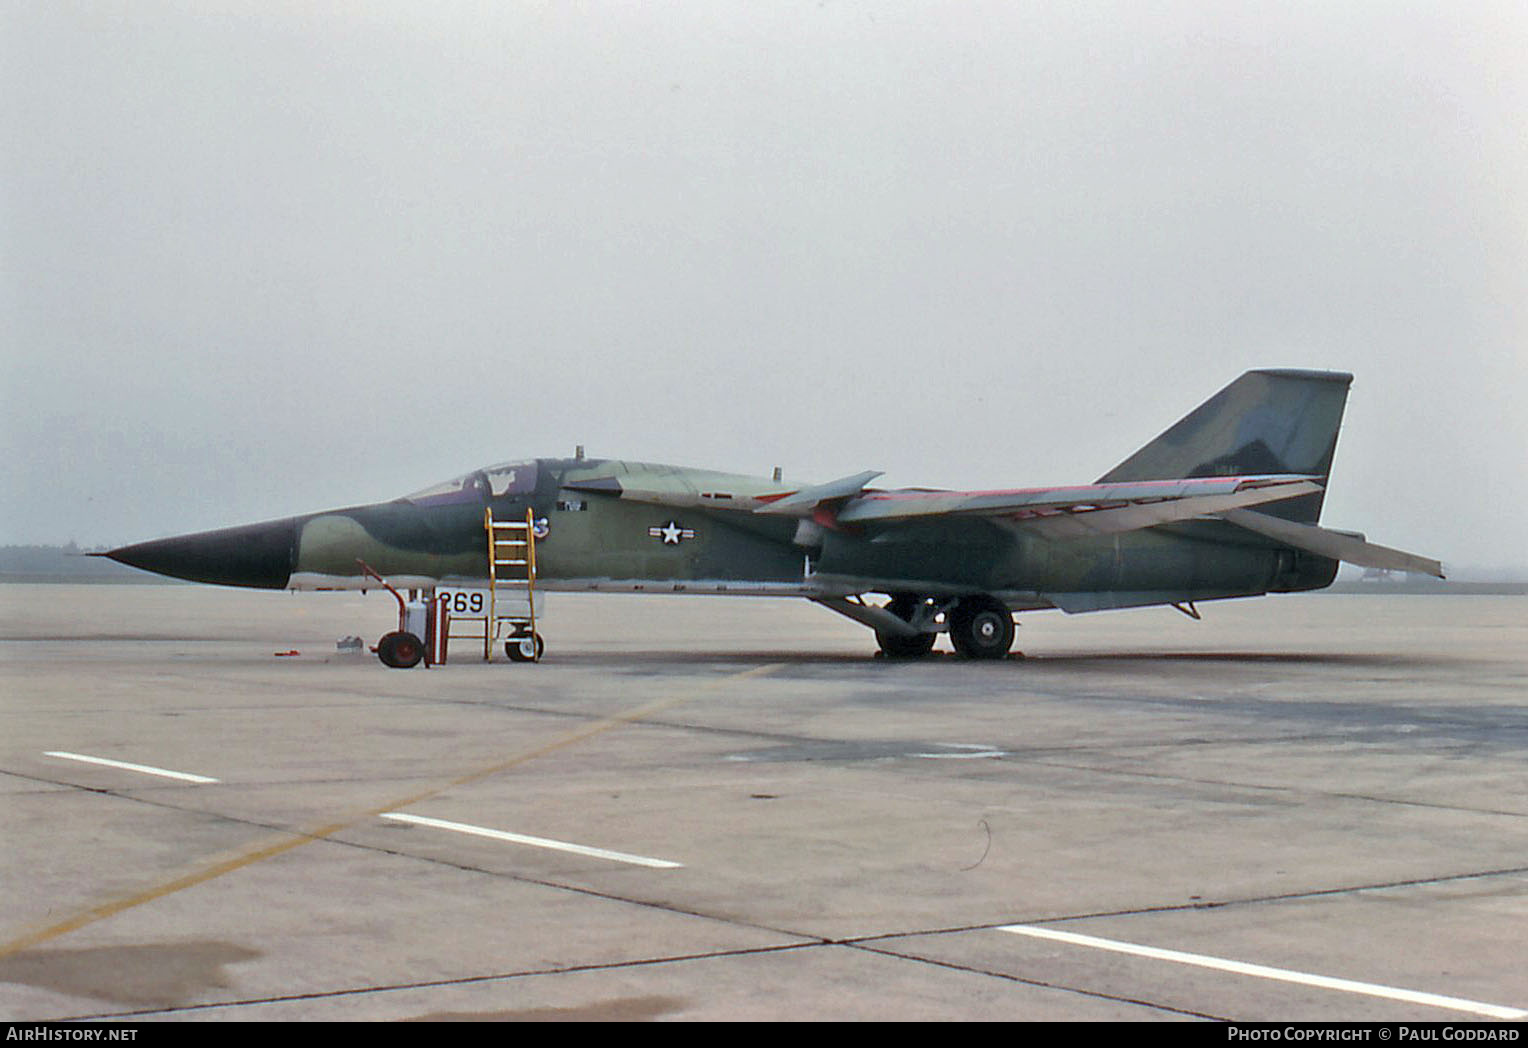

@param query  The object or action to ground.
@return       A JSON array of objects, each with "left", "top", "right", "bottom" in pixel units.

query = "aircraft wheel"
[
  {"left": 377, "top": 630, "right": 424, "bottom": 669},
  {"left": 506, "top": 633, "right": 544, "bottom": 662},
  {"left": 948, "top": 596, "right": 1014, "bottom": 660},
  {"left": 875, "top": 594, "right": 935, "bottom": 658}
]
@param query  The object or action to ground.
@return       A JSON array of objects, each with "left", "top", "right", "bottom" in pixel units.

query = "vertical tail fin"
[{"left": 1097, "top": 369, "right": 1352, "bottom": 523}]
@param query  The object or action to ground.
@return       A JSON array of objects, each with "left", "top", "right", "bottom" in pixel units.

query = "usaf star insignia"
[{"left": 648, "top": 520, "right": 696, "bottom": 545}]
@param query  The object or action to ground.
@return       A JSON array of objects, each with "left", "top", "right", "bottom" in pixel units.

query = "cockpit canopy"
[{"left": 403, "top": 460, "right": 539, "bottom": 506}]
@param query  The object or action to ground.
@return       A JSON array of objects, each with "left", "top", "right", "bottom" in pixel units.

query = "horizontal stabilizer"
[{"left": 1219, "top": 509, "right": 1444, "bottom": 578}]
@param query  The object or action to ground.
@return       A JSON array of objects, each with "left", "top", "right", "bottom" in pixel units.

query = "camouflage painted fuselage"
[
  {"left": 291, "top": 458, "right": 810, "bottom": 593},
  {"left": 108, "top": 456, "right": 1331, "bottom": 614},
  {"left": 109, "top": 370, "right": 1449, "bottom": 646}
]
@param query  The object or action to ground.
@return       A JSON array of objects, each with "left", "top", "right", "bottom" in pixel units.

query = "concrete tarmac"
[{"left": 1, "top": 585, "right": 1525, "bottom": 1021}]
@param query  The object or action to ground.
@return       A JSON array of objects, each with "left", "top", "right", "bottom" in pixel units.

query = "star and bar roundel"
[{"left": 648, "top": 520, "right": 696, "bottom": 545}]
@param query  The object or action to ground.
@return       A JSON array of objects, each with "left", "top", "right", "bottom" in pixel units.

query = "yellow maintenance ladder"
[{"left": 483, "top": 507, "right": 540, "bottom": 661}]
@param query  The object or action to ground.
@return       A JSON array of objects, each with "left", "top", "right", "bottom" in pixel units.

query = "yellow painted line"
[
  {"left": 2, "top": 664, "right": 779, "bottom": 958},
  {"left": 1, "top": 819, "right": 350, "bottom": 956}
]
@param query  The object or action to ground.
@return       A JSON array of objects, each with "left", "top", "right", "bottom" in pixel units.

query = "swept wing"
[
  {"left": 568, "top": 469, "right": 1322, "bottom": 540},
  {"left": 832, "top": 475, "right": 1323, "bottom": 538}
]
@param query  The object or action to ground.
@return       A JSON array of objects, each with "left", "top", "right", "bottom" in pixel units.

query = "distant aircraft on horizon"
[{"left": 105, "top": 369, "right": 1442, "bottom": 666}]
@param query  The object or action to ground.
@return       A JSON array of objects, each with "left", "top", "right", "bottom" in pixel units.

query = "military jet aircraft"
[{"left": 105, "top": 369, "right": 1442, "bottom": 664}]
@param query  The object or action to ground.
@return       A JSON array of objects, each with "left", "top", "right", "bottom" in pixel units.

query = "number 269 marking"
[{"left": 436, "top": 589, "right": 488, "bottom": 617}]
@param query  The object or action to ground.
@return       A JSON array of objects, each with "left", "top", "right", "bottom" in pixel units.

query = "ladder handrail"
[{"left": 482, "top": 506, "right": 539, "bottom": 661}]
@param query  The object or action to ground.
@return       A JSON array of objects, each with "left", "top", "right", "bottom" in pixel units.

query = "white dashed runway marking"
[
  {"left": 44, "top": 751, "right": 219, "bottom": 784},
  {"left": 380, "top": 812, "right": 684, "bottom": 869},
  {"left": 997, "top": 924, "right": 1527, "bottom": 1020}
]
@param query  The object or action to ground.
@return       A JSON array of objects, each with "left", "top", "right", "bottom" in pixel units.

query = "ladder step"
[{"left": 478, "top": 508, "right": 538, "bottom": 663}]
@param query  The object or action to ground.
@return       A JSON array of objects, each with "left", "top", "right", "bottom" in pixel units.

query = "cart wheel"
[
  {"left": 505, "top": 633, "right": 544, "bottom": 662},
  {"left": 378, "top": 631, "right": 424, "bottom": 669}
]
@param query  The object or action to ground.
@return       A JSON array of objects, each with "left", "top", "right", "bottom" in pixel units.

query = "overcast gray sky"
[{"left": 3, "top": 2, "right": 1524, "bottom": 572}]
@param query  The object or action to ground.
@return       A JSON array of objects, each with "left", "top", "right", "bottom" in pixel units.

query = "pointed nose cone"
[{"left": 106, "top": 518, "right": 299, "bottom": 589}]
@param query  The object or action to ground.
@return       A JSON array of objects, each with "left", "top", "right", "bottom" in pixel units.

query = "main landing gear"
[
  {"left": 874, "top": 593, "right": 1017, "bottom": 660},
  {"left": 875, "top": 594, "right": 937, "bottom": 658},
  {"left": 946, "top": 594, "right": 1015, "bottom": 660}
]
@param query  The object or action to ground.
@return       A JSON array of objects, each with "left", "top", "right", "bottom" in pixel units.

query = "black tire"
[
  {"left": 377, "top": 630, "right": 424, "bottom": 669},
  {"left": 948, "top": 595, "right": 1014, "bottom": 660},
  {"left": 505, "top": 633, "right": 544, "bottom": 662},
  {"left": 875, "top": 594, "right": 936, "bottom": 658}
]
